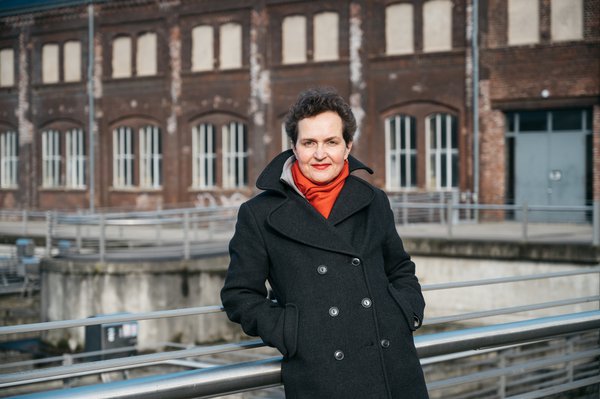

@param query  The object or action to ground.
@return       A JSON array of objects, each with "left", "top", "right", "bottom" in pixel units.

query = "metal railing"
[{"left": 1, "top": 266, "right": 599, "bottom": 398}]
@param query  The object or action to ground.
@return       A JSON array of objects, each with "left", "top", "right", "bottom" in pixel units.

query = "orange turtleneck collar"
[{"left": 291, "top": 160, "right": 349, "bottom": 219}]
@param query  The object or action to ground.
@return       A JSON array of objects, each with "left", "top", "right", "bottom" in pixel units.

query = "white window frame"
[
  {"left": 191, "top": 25, "right": 214, "bottom": 72},
  {"left": 136, "top": 32, "right": 157, "bottom": 76},
  {"left": 219, "top": 23, "right": 242, "bottom": 70},
  {"left": 112, "top": 36, "right": 132, "bottom": 78},
  {"left": 385, "top": 3, "right": 414, "bottom": 55},
  {"left": 192, "top": 123, "right": 216, "bottom": 188},
  {"left": 113, "top": 126, "right": 135, "bottom": 188},
  {"left": 139, "top": 125, "right": 162, "bottom": 188},
  {"left": 42, "top": 43, "right": 60, "bottom": 84},
  {"left": 222, "top": 121, "right": 247, "bottom": 189},
  {"left": 65, "top": 128, "right": 85, "bottom": 188},
  {"left": 42, "top": 130, "right": 61, "bottom": 187},
  {"left": 385, "top": 115, "right": 417, "bottom": 190},
  {"left": 63, "top": 40, "right": 81, "bottom": 82},
  {"left": 0, "top": 131, "right": 18, "bottom": 188},
  {"left": 426, "top": 113, "right": 458, "bottom": 190},
  {"left": 423, "top": 0, "right": 453, "bottom": 53},
  {"left": 313, "top": 12, "right": 339, "bottom": 62},
  {"left": 282, "top": 15, "right": 307, "bottom": 64}
]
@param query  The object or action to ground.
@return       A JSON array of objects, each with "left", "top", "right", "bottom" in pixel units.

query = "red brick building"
[{"left": 0, "top": 0, "right": 598, "bottom": 212}]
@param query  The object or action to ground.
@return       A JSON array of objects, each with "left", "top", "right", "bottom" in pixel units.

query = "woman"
[{"left": 221, "top": 88, "right": 429, "bottom": 398}]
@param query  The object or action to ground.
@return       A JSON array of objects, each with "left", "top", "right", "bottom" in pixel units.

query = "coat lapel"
[{"left": 266, "top": 176, "right": 374, "bottom": 256}]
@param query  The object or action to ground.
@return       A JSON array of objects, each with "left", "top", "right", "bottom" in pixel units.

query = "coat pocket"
[
  {"left": 387, "top": 284, "right": 418, "bottom": 332},
  {"left": 283, "top": 303, "right": 299, "bottom": 358}
]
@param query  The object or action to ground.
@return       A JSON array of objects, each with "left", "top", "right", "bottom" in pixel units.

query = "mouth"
[{"left": 311, "top": 163, "right": 331, "bottom": 171}]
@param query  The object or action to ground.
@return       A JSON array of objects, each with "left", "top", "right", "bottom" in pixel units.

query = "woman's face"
[{"left": 293, "top": 111, "right": 352, "bottom": 184}]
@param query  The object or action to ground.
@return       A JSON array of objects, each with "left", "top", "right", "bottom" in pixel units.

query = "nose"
[{"left": 314, "top": 144, "right": 326, "bottom": 160}]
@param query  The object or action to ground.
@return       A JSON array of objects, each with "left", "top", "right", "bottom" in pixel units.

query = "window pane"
[
  {"left": 508, "top": 0, "right": 539, "bottom": 45},
  {"left": 64, "top": 41, "right": 81, "bottom": 82},
  {"left": 314, "top": 12, "right": 339, "bottom": 61},
  {"left": 552, "top": 109, "right": 582, "bottom": 131},
  {"left": 0, "top": 131, "right": 18, "bottom": 188},
  {"left": 42, "top": 44, "right": 59, "bottom": 83},
  {"left": 410, "top": 117, "right": 416, "bottom": 150},
  {"left": 551, "top": 0, "right": 583, "bottom": 42},
  {"left": 519, "top": 111, "right": 547, "bottom": 131},
  {"left": 0, "top": 48, "right": 15, "bottom": 87},
  {"left": 137, "top": 32, "right": 157, "bottom": 76},
  {"left": 423, "top": 0, "right": 452, "bottom": 52},
  {"left": 220, "top": 23, "right": 242, "bottom": 69},
  {"left": 192, "top": 25, "right": 214, "bottom": 71},
  {"left": 386, "top": 3, "right": 413, "bottom": 55},
  {"left": 112, "top": 36, "right": 132, "bottom": 78},
  {"left": 282, "top": 15, "right": 307, "bottom": 64},
  {"left": 506, "top": 112, "right": 516, "bottom": 132}
]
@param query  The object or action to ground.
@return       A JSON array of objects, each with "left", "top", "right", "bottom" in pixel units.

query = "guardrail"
[{"left": 1, "top": 266, "right": 599, "bottom": 398}]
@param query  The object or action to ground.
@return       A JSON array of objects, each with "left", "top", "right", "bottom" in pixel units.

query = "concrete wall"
[{"left": 40, "top": 253, "right": 243, "bottom": 351}]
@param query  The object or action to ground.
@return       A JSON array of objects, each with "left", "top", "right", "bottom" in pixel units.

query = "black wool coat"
[{"left": 221, "top": 150, "right": 429, "bottom": 399}]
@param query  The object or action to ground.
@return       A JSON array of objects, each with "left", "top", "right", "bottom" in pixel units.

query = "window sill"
[
  {"left": 109, "top": 187, "right": 163, "bottom": 193},
  {"left": 39, "top": 187, "right": 87, "bottom": 192}
]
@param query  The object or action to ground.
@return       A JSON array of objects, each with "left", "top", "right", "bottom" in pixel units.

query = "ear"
[{"left": 344, "top": 141, "right": 353, "bottom": 159}]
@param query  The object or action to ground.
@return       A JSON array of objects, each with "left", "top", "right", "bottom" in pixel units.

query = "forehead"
[{"left": 297, "top": 111, "right": 343, "bottom": 139}]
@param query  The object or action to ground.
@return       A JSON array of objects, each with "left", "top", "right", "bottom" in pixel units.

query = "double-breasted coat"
[{"left": 221, "top": 150, "right": 429, "bottom": 398}]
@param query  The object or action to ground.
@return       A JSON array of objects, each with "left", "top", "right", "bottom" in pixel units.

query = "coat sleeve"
[
  {"left": 220, "top": 202, "right": 296, "bottom": 357},
  {"left": 380, "top": 193, "right": 426, "bottom": 330}
]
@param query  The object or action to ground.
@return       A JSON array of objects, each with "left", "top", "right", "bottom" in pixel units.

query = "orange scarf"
[{"left": 291, "top": 160, "right": 349, "bottom": 219}]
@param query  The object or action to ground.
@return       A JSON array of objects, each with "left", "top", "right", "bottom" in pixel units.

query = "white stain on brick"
[
  {"left": 17, "top": 31, "right": 33, "bottom": 144},
  {"left": 249, "top": 9, "right": 270, "bottom": 127},
  {"left": 349, "top": 3, "right": 364, "bottom": 142},
  {"left": 168, "top": 25, "right": 182, "bottom": 135}
]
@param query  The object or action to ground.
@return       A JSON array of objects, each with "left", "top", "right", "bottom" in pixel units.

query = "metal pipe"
[
  {"left": 87, "top": 2, "right": 95, "bottom": 213},
  {"left": 472, "top": 0, "right": 479, "bottom": 213},
  {"left": 5, "top": 311, "right": 600, "bottom": 396}
]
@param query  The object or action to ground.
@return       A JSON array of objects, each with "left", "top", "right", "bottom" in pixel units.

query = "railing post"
[
  {"left": 498, "top": 351, "right": 507, "bottom": 398},
  {"left": 447, "top": 199, "right": 453, "bottom": 238},
  {"left": 593, "top": 201, "right": 599, "bottom": 246},
  {"left": 183, "top": 210, "right": 190, "bottom": 260},
  {"left": 99, "top": 214, "right": 106, "bottom": 263},
  {"left": 76, "top": 209, "right": 82, "bottom": 252},
  {"left": 45, "top": 210, "right": 53, "bottom": 256},
  {"left": 522, "top": 202, "right": 529, "bottom": 242}
]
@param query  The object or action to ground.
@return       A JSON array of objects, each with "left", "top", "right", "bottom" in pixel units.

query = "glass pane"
[
  {"left": 585, "top": 108, "right": 592, "bottom": 131},
  {"left": 519, "top": 111, "right": 547, "bottom": 131},
  {"left": 506, "top": 112, "right": 515, "bottom": 132},
  {"left": 441, "top": 153, "right": 447, "bottom": 188},
  {"left": 389, "top": 119, "right": 396, "bottom": 150},
  {"left": 440, "top": 115, "right": 447, "bottom": 148},
  {"left": 400, "top": 154, "right": 406, "bottom": 187},
  {"left": 552, "top": 109, "right": 582, "bottom": 131},
  {"left": 410, "top": 117, "right": 416, "bottom": 150},
  {"left": 451, "top": 115, "right": 458, "bottom": 148},
  {"left": 410, "top": 154, "right": 416, "bottom": 187},
  {"left": 451, "top": 153, "right": 459, "bottom": 187},
  {"left": 400, "top": 117, "right": 407, "bottom": 150}
]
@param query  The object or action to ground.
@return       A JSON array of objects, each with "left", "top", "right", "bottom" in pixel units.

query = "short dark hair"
[{"left": 284, "top": 87, "right": 356, "bottom": 146}]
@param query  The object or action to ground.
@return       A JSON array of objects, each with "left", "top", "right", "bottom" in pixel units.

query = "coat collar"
[{"left": 258, "top": 150, "right": 375, "bottom": 256}]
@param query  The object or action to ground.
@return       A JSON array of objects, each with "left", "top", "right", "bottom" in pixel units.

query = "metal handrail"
[{"left": 6, "top": 311, "right": 600, "bottom": 398}]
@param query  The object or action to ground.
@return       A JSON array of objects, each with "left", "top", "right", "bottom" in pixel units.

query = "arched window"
[
  {"left": 0, "top": 130, "right": 18, "bottom": 188},
  {"left": 222, "top": 121, "right": 248, "bottom": 188},
  {"left": 41, "top": 129, "right": 61, "bottom": 187},
  {"left": 112, "top": 123, "right": 162, "bottom": 189},
  {"left": 386, "top": 3, "right": 414, "bottom": 55},
  {"left": 426, "top": 113, "right": 458, "bottom": 190},
  {"left": 192, "top": 123, "right": 216, "bottom": 188},
  {"left": 385, "top": 114, "right": 417, "bottom": 190},
  {"left": 65, "top": 128, "right": 85, "bottom": 188}
]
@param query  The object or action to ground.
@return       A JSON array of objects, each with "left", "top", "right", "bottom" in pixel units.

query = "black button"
[
  {"left": 380, "top": 339, "right": 390, "bottom": 348},
  {"left": 329, "top": 306, "right": 339, "bottom": 317},
  {"left": 361, "top": 298, "right": 372, "bottom": 308},
  {"left": 351, "top": 258, "right": 361, "bottom": 266},
  {"left": 334, "top": 350, "right": 344, "bottom": 360},
  {"left": 317, "top": 265, "right": 328, "bottom": 275}
]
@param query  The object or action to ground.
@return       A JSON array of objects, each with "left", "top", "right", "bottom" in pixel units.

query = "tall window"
[
  {"left": 63, "top": 40, "right": 81, "bottom": 82},
  {"left": 113, "top": 126, "right": 134, "bottom": 188},
  {"left": 551, "top": 0, "right": 583, "bottom": 42},
  {"left": 0, "top": 131, "right": 18, "bottom": 188},
  {"left": 192, "top": 123, "right": 216, "bottom": 188},
  {"left": 508, "top": 0, "right": 539, "bottom": 45},
  {"left": 42, "top": 130, "right": 61, "bottom": 187},
  {"left": 385, "top": 115, "right": 417, "bottom": 190},
  {"left": 42, "top": 43, "right": 60, "bottom": 84},
  {"left": 112, "top": 36, "right": 132, "bottom": 78},
  {"left": 423, "top": 0, "right": 453, "bottom": 52},
  {"left": 314, "top": 12, "right": 339, "bottom": 61},
  {"left": 139, "top": 125, "right": 162, "bottom": 188},
  {"left": 222, "top": 121, "right": 247, "bottom": 188},
  {"left": 0, "top": 48, "right": 15, "bottom": 87},
  {"left": 220, "top": 23, "right": 242, "bottom": 69},
  {"left": 426, "top": 113, "right": 458, "bottom": 190},
  {"left": 137, "top": 32, "right": 157, "bottom": 76},
  {"left": 385, "top": 3, "right": 414, "bottom": 55},
  {"left": 65, "top": 128, "right": 85, "bottom": 188},
  {"left": 192, "top": 25, "right": 214, "bottom": 71},
  {"left": 282, "top": 15, "right": 307, "bottom": 64}
]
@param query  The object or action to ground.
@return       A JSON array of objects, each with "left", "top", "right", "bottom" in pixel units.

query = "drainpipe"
[
  {"left": 472, "top": 0, "right": 479, "bottom": 209},
  {"left": 87, "top": 2, "right": 95, "bottom": 213}
]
